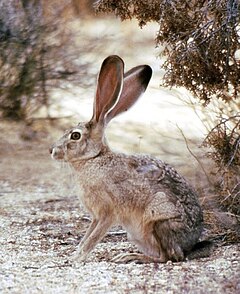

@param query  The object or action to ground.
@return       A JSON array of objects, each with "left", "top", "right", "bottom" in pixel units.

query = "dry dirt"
[{"left": 0, "top": 120, "right": 239, "bottom": 294}]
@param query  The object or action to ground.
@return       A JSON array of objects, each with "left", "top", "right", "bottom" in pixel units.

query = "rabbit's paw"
[
  {"left": 69, "top": 249, "right": 88, "bottom": 266},
  {"left": 112, "top": 253, "right": 160, "bottom": 264}
]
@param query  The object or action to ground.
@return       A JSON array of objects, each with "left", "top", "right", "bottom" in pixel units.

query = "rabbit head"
[{"left": 50, "top": 55, "right": 152, "bottom": 163}]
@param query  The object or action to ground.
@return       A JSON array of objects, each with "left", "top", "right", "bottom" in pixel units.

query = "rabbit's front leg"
[
  {"left": 79, "top": 218, "right": 98, "bottom": 247},
  {"left": 73, "top": 216, "right": 113, "bottom": 262}
]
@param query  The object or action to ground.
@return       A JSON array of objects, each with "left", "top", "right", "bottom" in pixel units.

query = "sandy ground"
[
  {"left": 0, "top": 16, "right": 239, "bottom": 294},
  {"left": 0, "top": 119, "right": 239, "bottom": 294}
]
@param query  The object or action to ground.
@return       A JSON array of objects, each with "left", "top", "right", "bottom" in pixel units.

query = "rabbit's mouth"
[{"left": 49, "top": 146, "right": 65, "bottom": 161}]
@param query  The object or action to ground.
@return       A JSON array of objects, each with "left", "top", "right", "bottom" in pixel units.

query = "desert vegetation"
[{"left": 0, "top": 0, "right": 96, "bottom": 120}]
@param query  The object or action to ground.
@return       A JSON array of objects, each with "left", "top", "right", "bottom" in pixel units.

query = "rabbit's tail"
[{"left": 185, "top": 240, "right": 213, "bottom": 260}]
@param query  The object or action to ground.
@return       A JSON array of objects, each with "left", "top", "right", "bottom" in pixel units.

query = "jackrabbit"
[{"left": 50, "top": 55, "right": 210, "bottom": 263}]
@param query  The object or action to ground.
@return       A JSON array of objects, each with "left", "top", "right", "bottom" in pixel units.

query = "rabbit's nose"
[{"left": 49, "top": 146, "right": 53, "bottom": 154}]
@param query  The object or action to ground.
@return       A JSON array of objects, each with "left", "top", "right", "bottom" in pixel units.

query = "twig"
[
  {"left": 27, "top": 115, "right": 73, "bottom": 122},
  {"left": 227, "top": 135, "right": 240, "bottom": 167},
  {"left": 107, "top": 230, "right": 126, "bottom": 236},
  {"left": 176, "top": 124, "right": 213, "bottom": 185},
  {"left": 204, "top": 114, "right": 240, "bottom": 141},
  {"left": 23, "top": 260, "right": 73, "bottom": 270}
]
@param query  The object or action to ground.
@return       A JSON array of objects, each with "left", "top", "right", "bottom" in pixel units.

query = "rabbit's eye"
[{"left": 71, "top": 132, "right": 81, "bottom": 140}]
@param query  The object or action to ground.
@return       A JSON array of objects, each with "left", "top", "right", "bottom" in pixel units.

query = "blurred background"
[{"left": 0, "top": 0, "right": 239, "bottom": 242}]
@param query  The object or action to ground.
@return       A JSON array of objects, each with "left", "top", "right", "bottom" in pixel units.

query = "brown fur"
[{"left": 50, "top": 56, "right": 209, "bottom": 263}]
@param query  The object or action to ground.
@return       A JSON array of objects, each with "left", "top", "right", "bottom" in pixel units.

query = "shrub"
[
  {"left": 0, "top": 0, "right": 88, "bottom": 120},
  {"left": 96, "top": 0, "right": 240, "bottom": 104}
]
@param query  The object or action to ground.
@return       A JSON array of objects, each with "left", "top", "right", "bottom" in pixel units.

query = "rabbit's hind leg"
[
  {"left": 112, "top": 226, "right": 167, "bottom": 264},
  {"left": 153, "top": 219, "right": 185, "bottom": 262},
  {"left": 111, "top": 252, "right": 165, "bottom": 264}
]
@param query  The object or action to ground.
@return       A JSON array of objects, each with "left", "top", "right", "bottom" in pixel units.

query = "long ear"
[
  {"left": 91, "top": 55, "right": 124, "bottom": 125},
  {"left": 105, "top": 65, "right": 152, "bottom": 124}
]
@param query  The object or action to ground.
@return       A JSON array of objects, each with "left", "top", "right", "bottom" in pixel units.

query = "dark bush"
[
  {"left": 0, "top": 0, "right": 89, "bottom": 120},
  {"left": 203, "top": 114, "right": 240, "bottom": 215},
  {"left": 96, "top": 0, "right": 240, "bottom": 104}
]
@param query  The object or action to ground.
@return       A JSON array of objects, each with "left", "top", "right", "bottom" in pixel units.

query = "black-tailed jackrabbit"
[{"left": 50, "top": 55, "right": 210, "bottom": 263}]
